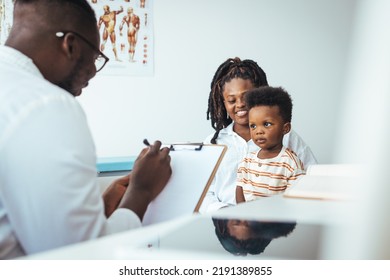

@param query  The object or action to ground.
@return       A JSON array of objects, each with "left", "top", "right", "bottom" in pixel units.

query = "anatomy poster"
[
  {"left": 0, "top": 0, "right": 153, "bottom": 76},
  {"left": 90, "top": 0, "right": 154, "bottom": 76}
]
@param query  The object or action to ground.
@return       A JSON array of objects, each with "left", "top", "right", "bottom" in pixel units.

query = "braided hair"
[{"left": 206, "top": 57, "right": 269, "bottom": 143}]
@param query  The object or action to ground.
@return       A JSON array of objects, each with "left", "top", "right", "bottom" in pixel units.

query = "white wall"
[
  {"left": 328, "top": 0, "right": 390, "bottom": 259},
  {"left": 78, "top": 0, "right": 356, "bottom": 163}
]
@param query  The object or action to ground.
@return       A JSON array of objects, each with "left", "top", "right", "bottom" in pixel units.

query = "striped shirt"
[{"left": 237, "top": 146, "right": 305, "bottom": 201}]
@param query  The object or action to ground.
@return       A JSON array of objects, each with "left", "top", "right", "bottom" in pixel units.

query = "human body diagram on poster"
[{"left": 90, "top": 0, "right": 153, "bottom": 76}]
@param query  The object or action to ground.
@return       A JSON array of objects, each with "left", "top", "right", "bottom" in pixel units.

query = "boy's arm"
[{"left": 236, "top": 186, "right": 246, "bottom": 203}]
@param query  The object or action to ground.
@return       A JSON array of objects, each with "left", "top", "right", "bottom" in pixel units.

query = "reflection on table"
[
  {"left": 138, "top": 215, "right": 323, "bottom": 259},
  {"left": 212, "top": 218, "right": 296, "bottom": 256}
]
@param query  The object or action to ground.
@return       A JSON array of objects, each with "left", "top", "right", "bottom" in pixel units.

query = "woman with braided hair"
[{"left": 200, "top": 57, "right": 317, "bottom": 213}]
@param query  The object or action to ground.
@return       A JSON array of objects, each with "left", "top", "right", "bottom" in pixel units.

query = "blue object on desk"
[{"left": 96, "top": 156, "right": 136, "bottom": 173}]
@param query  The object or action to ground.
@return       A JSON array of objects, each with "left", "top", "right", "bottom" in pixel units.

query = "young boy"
[{"left": 236, "top": 86, "right": 305, "bottom": 203}]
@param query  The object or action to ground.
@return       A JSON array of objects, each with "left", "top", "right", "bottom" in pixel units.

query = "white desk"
[{"left": 23, "top": 195, "right": 355, "bottom": 260}]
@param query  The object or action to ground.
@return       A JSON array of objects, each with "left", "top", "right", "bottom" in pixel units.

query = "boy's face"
[{"left": 248, "top": 105, "right": 290, "bottom": 154}]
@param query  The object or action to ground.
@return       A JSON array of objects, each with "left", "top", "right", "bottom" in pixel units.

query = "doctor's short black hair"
[
  {"left": 245, "top": 86, "right": 293, "bottom": 123},
  {"left": 14, "top": 0, "right": 96, "bottom": 22}
]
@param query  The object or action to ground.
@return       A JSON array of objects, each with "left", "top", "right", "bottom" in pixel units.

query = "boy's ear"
[{"left": 283, "top": 122, "right": 291, "bottom": 135}]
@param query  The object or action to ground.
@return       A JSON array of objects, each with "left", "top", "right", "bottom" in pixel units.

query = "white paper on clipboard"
[{"left": 142, "top": 144, "right": 227, "bottom": 226}]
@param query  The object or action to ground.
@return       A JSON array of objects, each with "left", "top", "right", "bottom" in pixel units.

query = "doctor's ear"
[
  {"left": 283, "top": 122, "right": 291, "bottom": 135},
  {"left": 56, "top": 32, "right": 78, "bottom": 58}
]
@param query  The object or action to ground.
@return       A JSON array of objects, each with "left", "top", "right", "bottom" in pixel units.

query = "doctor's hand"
[{"left": 118, "top": 140, "right": 171, "bottom": 220}]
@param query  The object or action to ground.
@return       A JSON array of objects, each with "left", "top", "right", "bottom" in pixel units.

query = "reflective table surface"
[
  {"left": 25, "top": 195, "right": 351, "bottom": 260},
  {"left": 136, "top": 215, "right": 325, "bottom": 259}
]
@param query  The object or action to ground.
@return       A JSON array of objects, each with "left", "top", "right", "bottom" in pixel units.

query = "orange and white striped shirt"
[{"left": 237, "top": 146, "right": 305, "bottom": 201}]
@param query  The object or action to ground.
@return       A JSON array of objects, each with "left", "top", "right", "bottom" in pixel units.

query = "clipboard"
[{"left": 142, "top": 143, "right": 227, "bottom": 226}]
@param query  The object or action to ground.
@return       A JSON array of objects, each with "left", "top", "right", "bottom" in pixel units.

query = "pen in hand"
[
  {"left": 143, "top": 139, "right": 151, "bottom": 146},
  {"left": 143, "top": 139, "right": 171, "bottom": 152}
]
